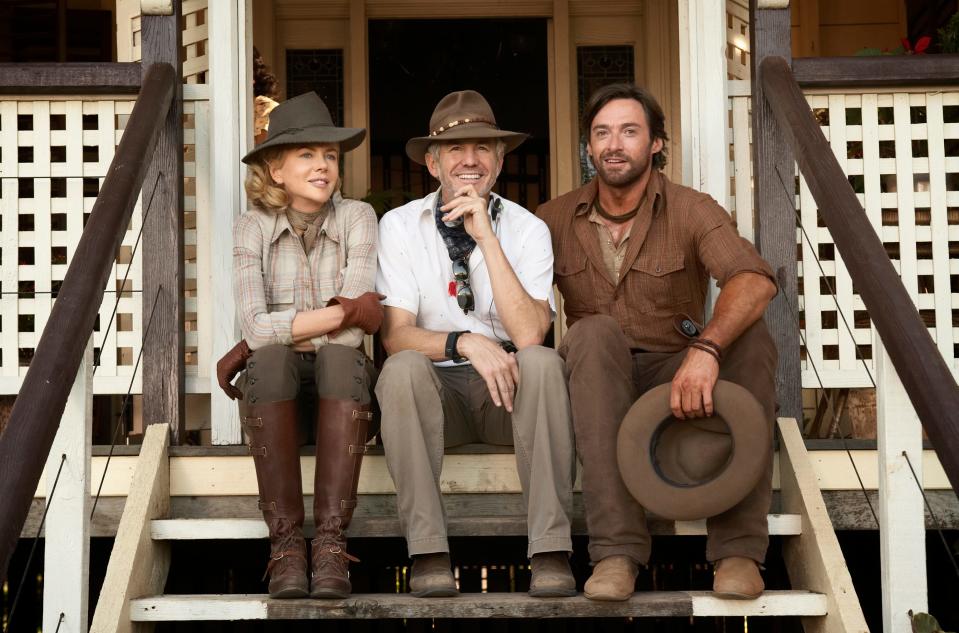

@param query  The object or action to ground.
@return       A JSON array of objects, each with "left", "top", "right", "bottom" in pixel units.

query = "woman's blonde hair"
[{"left": 244, "top": 146, "right": 291, "bottom": 213}]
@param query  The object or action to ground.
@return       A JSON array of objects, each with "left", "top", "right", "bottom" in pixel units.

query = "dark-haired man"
[{"left": 537, "top": 84, "right": 778, "bottom": 600}]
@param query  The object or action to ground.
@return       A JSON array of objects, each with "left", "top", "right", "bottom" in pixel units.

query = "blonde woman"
[{"left": 216, "top": 92, "right": 383, "bottom": 599}]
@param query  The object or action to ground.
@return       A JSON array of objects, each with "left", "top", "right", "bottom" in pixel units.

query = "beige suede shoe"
[
  {"left": 713, "top": 556, "right": 764, "bottom": 599},
  {"left": 409, "top": 553, "right": 459, "bottom": 598},
  {"left": 529, "top": 551, "right": 577, "bottom": 597},
  {"left": 583, "top": 555, "right": 638, "bottom": 601}
]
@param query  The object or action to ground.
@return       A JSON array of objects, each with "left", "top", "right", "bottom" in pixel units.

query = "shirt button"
[{"left": 655, "top": 266, "right": 661, "bottom": 273}]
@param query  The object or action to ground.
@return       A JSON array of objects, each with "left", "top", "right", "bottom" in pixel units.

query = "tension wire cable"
[
  {"left": 3, "top": 455, "right": 65, "bottom": 633},
  {"left": 773, "top": 165, "right": 880, "bottom": 526},
  {"left": 775, "top": 165, "right": 959, "bottom": 578},
  {"left": 90, "top": 284, "right": 162, "bottom": 520},
  {"left": 92, "top": 168, "right": 161, "bottom": 375}
]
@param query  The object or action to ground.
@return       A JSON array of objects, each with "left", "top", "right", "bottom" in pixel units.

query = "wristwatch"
[{"left": 445, "top": 330, "right": 470, "bottom": 362}]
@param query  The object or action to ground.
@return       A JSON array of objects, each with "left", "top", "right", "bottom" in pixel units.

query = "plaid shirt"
[
  {"left": 537, "top": 171, "right": 776, "bottom": 352},
  {"left": 233, "top": 192, "right": 378, "bottom": 350}
]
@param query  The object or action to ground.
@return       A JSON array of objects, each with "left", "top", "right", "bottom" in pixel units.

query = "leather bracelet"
[
  {"left": 697, "top": 337, "right": 723, "bottom": 360},
  {"left": 445, "top": 330, "right": 470, "bottom": 362},
  {"left": 688, "top": 340, "right": 721, "bottom": 363}
]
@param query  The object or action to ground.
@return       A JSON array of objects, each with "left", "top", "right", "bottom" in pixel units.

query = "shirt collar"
[
  {"left": 269, "top": 192, "right": 341, "bottom": 244},
  {"left": 576, "top": 170, "right": 665, "bottom": 218}
]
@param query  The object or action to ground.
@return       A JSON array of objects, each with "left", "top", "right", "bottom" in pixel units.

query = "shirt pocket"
[
  {"left": 265, "top": 282, "right": 295, "bottom": 312},
  {"left": 555, "top": 255, "right": 594, "bottom": 312},
  {"left": 629, "top": 253, "right": 691, "bottom": 313}
]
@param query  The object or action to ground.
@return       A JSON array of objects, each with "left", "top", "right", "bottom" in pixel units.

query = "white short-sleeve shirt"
[{"left": 376, "top": 190, "right": 556, "bottom": 366}]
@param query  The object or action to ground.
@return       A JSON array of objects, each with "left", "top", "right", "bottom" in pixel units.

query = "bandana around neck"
[
  {"left": 286, "top": 202, "right": 330, "bottom": 254},
  {"left": 433, "top": 190, "right": 476, "bottom": 262}
]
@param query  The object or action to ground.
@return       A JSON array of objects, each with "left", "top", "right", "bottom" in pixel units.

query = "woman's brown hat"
[
  {"left": 405, "top": 90, "right": 529, "bottom": 165},
  {"left": 242, "top": 91, "right": 366, "bottom": 164},
  {"left": 616, "top": 380, "right": 772, "bottom": 521}
]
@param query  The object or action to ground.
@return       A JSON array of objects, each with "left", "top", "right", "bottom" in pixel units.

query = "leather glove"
[
  {"left": 216, "top": 339, "right": 252, "bottom": 400},
  {"left": 328, "top": 292, "right": 386, "bottom": 335}
]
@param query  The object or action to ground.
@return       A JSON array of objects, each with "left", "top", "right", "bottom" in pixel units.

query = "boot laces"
[
  {"left": 312, "top": 518, "right": 360, "bottom": 573},
  {"left": 263, "top": 517, "right": 305, "bottom": 581}
]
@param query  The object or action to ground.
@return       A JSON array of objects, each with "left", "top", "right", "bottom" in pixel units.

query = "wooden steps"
[
  {"left": 129, "top": 591, "right": 828, "bottom": 621},
  {"left": 150, "top": 514, "right": 803, "bottom": 539}
]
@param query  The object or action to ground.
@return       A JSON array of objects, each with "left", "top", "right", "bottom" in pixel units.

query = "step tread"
[
  {"left": 151, "top": 514, "right": 802, "bottom": 539},
  {"left": 130, "top": 590, "right": 827, "bottom": 621}
]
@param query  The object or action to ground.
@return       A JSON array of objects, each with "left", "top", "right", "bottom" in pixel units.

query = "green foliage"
[{"left": 939, "top": 12, "right": 959, "bottom": 54}]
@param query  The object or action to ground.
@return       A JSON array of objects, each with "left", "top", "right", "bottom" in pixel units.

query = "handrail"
[
  {"left": 758, "top": 55, "right": 959, "bottom": 496},
  {"left": 792, "top": 54, "right": 959, "bottom": 89},
  {"left": 0, "top": 62, "right": 176, "bottom": 583},
  {"left": 0, "top": 62, "right": 142, "bottom": 94}
]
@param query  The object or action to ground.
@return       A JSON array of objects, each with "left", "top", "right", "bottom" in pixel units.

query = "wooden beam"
[
  {"left": 749, "top": 3, "right": 802, "bottom": 421},
  {"left": 552, "top": 0, "right": 575, "bottom": 195},
  {"left": 42, "top": 340, "right": 92, "bottom": 633},
  {"left": 89, "top": 424, "right": 171, "bottom": 633},
  {"left": 27, "top": 448, "right": 956, "bottom": 500},
  {"left": 793, "top": 55, "right": 959, "bottom": 89},
  {"left": 129, "top": 591, "right": 828, "bottom": 621},
  {"left": 778, "top": 418, "right": 870, "bottom": 633},
  {"left": 760, "top": 54, "right": 959, "bottom": 495},
  {"left": 0, "top": 62, "right": 175, "bottom": 584},
  {"left": 345, "top": 0, "right": 370, "bottom": 199},
  {"left": 876, "top": 342, "right": 927, "bottom": 633},
  {"left": 0, "top": 63, "right": 142, "bottom": 94},
  {"left": 141, "top": 0, "right": 186, "bottom": 444}
]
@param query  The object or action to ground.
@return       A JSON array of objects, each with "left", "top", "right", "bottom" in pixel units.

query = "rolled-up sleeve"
[
  {"left": 515, "top": 219, "right": 557, "bottom": 316},
  {"left": 692, "top": 195, "right": 777, "bottom": 291},
  {"left": 376, "top": 211, "right": 420, "bottom": 316},
  {"left": 233, "top": 213, "right": 295, "bottom": 349}
]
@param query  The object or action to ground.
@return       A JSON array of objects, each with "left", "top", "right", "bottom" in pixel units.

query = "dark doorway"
[{"left": 368, "top": 19, "right": 550, "bottom": 214}]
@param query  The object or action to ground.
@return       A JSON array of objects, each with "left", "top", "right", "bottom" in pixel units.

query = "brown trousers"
[{"left": 558, "top": 315, "right": 777, "bottom": 565}]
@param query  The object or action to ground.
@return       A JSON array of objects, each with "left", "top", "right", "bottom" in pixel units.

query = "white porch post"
[
  {"left": 677, "top": 0, "right": 728, "bottom": 314},
  {"left": 208, "top": 0, "right": 252, "bottom": 444},
  {"left": 676, "top": 0, "right": 729, "bottom": 201},
  {"left": 875, "top": 336, "right": 928, "bottom": 633},
  {"left": 42, "top": 339, "right": 92, "bottom": 633}
]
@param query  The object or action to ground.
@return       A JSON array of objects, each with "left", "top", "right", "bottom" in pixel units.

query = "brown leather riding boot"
[
  {"left": 243, "top": 400, "right": 309, "bottom": 599},
  {"left": 310, "top": 398, "right": 372, "bottom": 598}
]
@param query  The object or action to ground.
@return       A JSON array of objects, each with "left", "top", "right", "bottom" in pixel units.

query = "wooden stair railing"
[
  {"left": 758, "top": 55, "right": 959, "bottom": 498},
  {"left": 0, "top": 62, "right": 175, "bottom": 584}
]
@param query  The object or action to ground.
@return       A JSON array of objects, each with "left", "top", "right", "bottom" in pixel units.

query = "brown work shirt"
[{"left": 536, "top": 171, "right": 776, "bottom": 352}]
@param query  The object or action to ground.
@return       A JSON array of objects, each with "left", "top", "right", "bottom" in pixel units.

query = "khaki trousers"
[
  {"left": 559, "top": 315, "right": 777, "bottom": 566},
  {"left": 376, "top": 346, "right": 576, "bottom": 558}
]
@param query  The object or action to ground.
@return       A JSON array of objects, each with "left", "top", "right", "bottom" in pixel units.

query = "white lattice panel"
[
  {"left": 726, "top": 0, "right": 750, "bottom": 80},
  {"left": 0, "top": 95, "right": 211, "bottom": 394},
  {"left": 125, "top": 0, "right": 209, "bottom": 84},
  {"left": 727, "top": 85, "right": 959, "bottom": 389}
]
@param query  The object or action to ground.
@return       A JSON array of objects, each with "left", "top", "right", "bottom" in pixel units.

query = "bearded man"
[
  {"left": 376, "top": 90, "right": 576, "bottom": 599},
  {"left": 537, "top": 83, "right": 778, "bottom": 601}
]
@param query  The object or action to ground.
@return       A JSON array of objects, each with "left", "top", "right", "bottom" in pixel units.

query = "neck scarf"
[
  {"left": 286, "top": 203, "right": 330, "bottom": 254},
  {"left": 433, "top": 190, "right": 476, "bottom": 262}
]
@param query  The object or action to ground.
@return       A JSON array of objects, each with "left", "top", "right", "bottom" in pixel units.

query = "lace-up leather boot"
[
  {"left": 243, "top": 400, "right": 308, "bottom": 598},
  {"left": 310, "top": 398, "right": 372, "bottom": 598}
]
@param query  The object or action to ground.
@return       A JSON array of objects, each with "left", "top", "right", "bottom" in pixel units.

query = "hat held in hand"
[{"left": 616, "top": 380, "right": 771, "bottom": 521}]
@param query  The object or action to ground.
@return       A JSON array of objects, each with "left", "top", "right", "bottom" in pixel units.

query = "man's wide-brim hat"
[
  {"left": 242, "top": 91, "right": 366, "bottom": 164},
  {"left": 405, "top": 90, "right": 529, "bottom": 165},
  {"left": 616, "top": 381, "right": 771, "bottom": 521}
]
